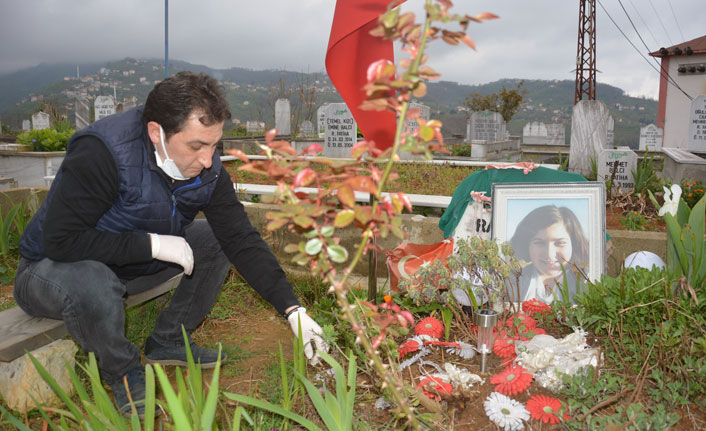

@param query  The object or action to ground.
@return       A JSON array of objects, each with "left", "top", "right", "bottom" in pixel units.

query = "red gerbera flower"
[
  {"left": 398, "top": 339, "right": 420, "bottom": 359},
  {"left": 415, "top": 316, "right": 444, "bottom": 339},
  {"left": 506, "top": 313, "right": 537, "bottom": 331},
  {"left": 493, "top": 330, "right": 518, "bottom": 358},
  {"left": 526, "top": 394, "right": 570, "bottom": 424},
  {"left": 522, "top": 298, "right": 552, "bottom": 316},
  {"left": 490, "top": 364, "right": 533, "bottom": 396},
  {"left": 417, "top": 376, "right": 453, "bottom": 401}
]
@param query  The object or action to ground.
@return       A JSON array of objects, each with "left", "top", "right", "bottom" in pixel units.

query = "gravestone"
[
  {"left": 317, "top": 104, "right": 327, "bottom": 138},
  {"left": 468, "top": 111, "right": 506, "bottom": 142},
  {"left": 522, "top": 121, "right": 548, "bottom": 145},
  {"left": 122, "top": 96, "right": 137, "bottom": 111},
  {"left": 323, "top": 103, "right": 357, "bottom": 158},
  {"left": 245, "top": 121, "right": 265, "bottom": 134},
  {"left": 22, "top": 120, "right": 31, "bottom": 133},
  {"left": 688, "top": 95, "right": 706, "bottom": 153},
  {"left": 274, "top": 98, "right": 291, "bottom": 135},
  {"left": 299, "top": 120, "right": 315, "bottom": 137},
  {"left": 606, "top": 115, "right": 615, "bottom": 146},
  {"left": 546, "top": 124, "right": 566, "bottom": 145},
  {"left": 94, "top": 96, "right": 116, "bottom": 121},
  {"left": 405, "top": 103, "right": 431, "bottom": 133},
  {"left": 569, "top": 100, "right": 611, "bottom": 177},
  {"left": 74, "top": 98, "right": 90, "bottom": 130},
  {"left": 31, "top": 112, "right": 50, "bottom": 130},
  {"left": 639, "top": 124, "right": 663, "bottom": 151},
  {"left": 598, "top": 149, "right": 638, "bottom": 191}
]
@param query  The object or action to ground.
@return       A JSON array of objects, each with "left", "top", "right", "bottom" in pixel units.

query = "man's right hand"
[{"left": 149, "top": 234, "right": 194, "bottom": 275}]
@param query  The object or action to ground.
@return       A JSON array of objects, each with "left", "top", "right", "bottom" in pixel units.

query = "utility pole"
[{"left": 574, "top": 0, "right": 596, "bottom": 104}]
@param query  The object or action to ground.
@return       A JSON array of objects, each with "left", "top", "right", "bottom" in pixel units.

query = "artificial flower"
[
  {"left": 506, "top": 313, "right": 537, "bottom": 331},
  {"left": 494, "top": 330, "right": 519, "bottom": 358},
  {"left": 522, "top": 298, "right": 552, "bottom": 316},
  {"left": 526, "top": 394, "right": 570, "bottom": 424},
  {"left": 490, "top": 364, "right": 533, "bottom": 396},
  {"left": 418, "top": 376, "right": 453, "bottom": 401},
  {"left": 659, "top": 184, "right": 681, "bottom": 217},
  {"left": 397, "top": 339, "right": 420, "bottom": 359},
  {"left": 484, "top": 392, "right": 530, "bottom": 431},
  {"left": 414, "top": 316, "right": 444, "bottom": 339}
]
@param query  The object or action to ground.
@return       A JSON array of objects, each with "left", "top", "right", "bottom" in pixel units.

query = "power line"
[
  {"left": 647, "top": 0, "right": 674, "bottom": 45},
  {"left": 666, "top": 0, "right": 685, "bottom": 41},
  {"left": 596, "top": 0, "right": 692, "bottom": 100},
  {"left": 626, "top": 0, "right": 660, "bottom": 49}
]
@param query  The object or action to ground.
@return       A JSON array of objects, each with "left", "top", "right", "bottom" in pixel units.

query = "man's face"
[{"left": 150, "top": 113, "right": 223, "bottom": 178}]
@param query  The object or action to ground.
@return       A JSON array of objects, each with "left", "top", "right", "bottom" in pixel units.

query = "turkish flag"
[
  {"left": 326, "top": 0, "right": 403, "bottom": 151},
  {"left": 386, "top": 239, "right": 454, "bottom": 291}
]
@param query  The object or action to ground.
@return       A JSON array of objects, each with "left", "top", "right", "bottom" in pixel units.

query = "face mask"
[{"left": 155, "top": 126, "right": 190, "bottom": 180}]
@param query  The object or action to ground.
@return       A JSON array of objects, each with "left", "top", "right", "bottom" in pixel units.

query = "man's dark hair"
[{"left": 143, "top": 71, "right": 231, "bottom": 137}]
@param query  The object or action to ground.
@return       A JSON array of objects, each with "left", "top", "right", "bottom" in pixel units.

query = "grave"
[
  {"left": 94, "top": 95, "right": 116, "bottom": 121},
  {"left": 598, "top": 148, "right": 638, "bottom": 192},
  {"left": 405, "top": 103, "right": 431, "bottom": 134},
  {"left": 317, "top": 104, "right": 327, "bottom": 138},
  {"left": 569, "top": 100, "right": 611, "bottom": 177},
  {"left": 688, "top": 94, "right": 706, "bottom": 153},
  {"left": 323, "top": 103, "right": 357, "bottom": 158},
  {"left": 31, "top": 112, "right": 50, "bottom": 131},
  {"left": 74, "top": 97, "right": 90, "bottom": 130},
  {"left": 522, "top": 122, "right": 548, "bottom": 145},
  {"left": 468, "top": 111, "right": 506, "bottom": 142},
  {"left": 274, "top": 98, "right": 291, "bottom": 135},
  {"left": 122, "top": 96, "right": 138, "bottom": 111},
  {"left": 246, "top": 120, "right": 265, "bottom": 134},
  {"left": 22, "top": 120, "right": 31, "bottom": 133},
  {"left": 639, "top": 124, "right": 663, "bottom": 151},
  {"left": 299, "top": 120, "right": 315, "bottom": 137},
  {"left": 546, "top": 124, "right": 566, "bottom": 146}
]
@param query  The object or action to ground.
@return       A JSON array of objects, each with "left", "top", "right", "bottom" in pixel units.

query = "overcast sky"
[{"left": 0, "top": 0, "right": 702, "bottom": 100}]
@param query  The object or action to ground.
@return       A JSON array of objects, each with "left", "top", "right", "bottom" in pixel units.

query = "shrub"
[{"left": 16, "top": 121, "right": 74, "bottom": 151}]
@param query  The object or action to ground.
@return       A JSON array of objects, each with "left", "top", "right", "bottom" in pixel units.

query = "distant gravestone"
[
  {"left": 468, "top": 111, "right": 506, "bottom": 142},
  {"left": 639, "top": 124, "right": 663, "bottom": 151},
  {"left": 274, "top": 98, "right": 291, "bottom": 135},
  {"left": 606, "top": 115, "right": 615, "bottom": 146},
  {"left": 522, "top": 121, "right": 548, "bottom": 145},
  {"left": 94, "top": 96, "right": 116, "bottom": 121},
  {"left": 31, "top": 112, "right": 50, "bottom": 130},
  {"left": 405, "top": 103, "right": 431, "bottom": 133},
  {"left": 569, "top": 100, "right": 611, "bottom": 177},
  {"left": 74, "top": 98, "right": 90, "bottom": 130},
  {"left": 299, "top": 120, "right": 315, "bottom": 137},
  {"left": 546, "top": 123, "right": 566, "bottom": 145},
  {"left": 246, "top": 121, "right": 265, "bottom": 134},
  {"left": 317, "top": 104, "right": 327, "bottom": 138},
  {"left": 323, "top": 103, "right": 357, "bottom": 158},
  {"left": 688, "top": 95, "right": 706, "bottom": 153},
  {"left": 122, "top": 96, "right": 137, "bottom": 111},
  {"left": 22, "top": 120, "right": 31, "bottom": 133},
  {"left": 598, "top": 149, "right": 638, "bottom": 191}
]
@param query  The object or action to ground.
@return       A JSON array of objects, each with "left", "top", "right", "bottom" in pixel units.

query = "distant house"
[{"left": 650, "top": 35, "right": 706, "bottom": 149}]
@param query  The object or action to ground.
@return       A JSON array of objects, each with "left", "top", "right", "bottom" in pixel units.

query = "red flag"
[
  {"left": 326, "top": 0, "right": 403, "bottom": 151},
  {"left": 386, "top": 239, "right": 454, "bottom": 291}
]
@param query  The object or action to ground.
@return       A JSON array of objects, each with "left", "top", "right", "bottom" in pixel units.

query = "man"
[{"left": 14, "top": 71, "right": 327, "bottom": 417}]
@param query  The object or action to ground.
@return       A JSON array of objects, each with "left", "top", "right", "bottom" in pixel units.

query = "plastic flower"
[
  {"left": 418, "top": 376, "right": 453, "bottom": 401},
  {"left": 398, "top": 339, "right": 420, "bottom": 359},
  {"left": 493, "top": 330, "right": 518, "bottom": 358},
  {"left": 506, "top": 313, "right": 537, "bottom": 331},
  {"left": 522, "top": 298, "right": 552, "bottom": 316},
  {"left": 490, "top": 364, "right": 533, "bottom": 396},
  {"left": 526, "top": 395, "right": 570, "bottom": 424},
  {"left": 414, "top": 316, "right": 444, "bottom": 339},
  {"left": 659, "top": 184, "right": 681, "bottom": 216},
  {"left": 484, "top": 392, "right": 530, "bottom": 431}
]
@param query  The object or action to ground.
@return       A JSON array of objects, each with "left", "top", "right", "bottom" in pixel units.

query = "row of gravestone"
[
  {"left": 522, "top": 120, "right": 664, "bottom": 151},
  {"left": 21, "top": 96, "right": 134, "bottom": 133}
]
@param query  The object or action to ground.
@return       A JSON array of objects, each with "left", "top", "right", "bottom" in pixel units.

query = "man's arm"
[
  {"left": 42, "top": 136, "right": 152, "bottom": 265},
  {"left": 203, "top": 167, "right": 300, "bottom": 315}
]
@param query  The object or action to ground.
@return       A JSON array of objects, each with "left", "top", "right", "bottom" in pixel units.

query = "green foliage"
[
  {"left": 630, "top": 150, "right": 661, "bottom": 196},
  {"left": 16, "top": 122, "right": 74, "bottom": 151},
  {"left": 449, "top": 142, "right": 472, "bottom": 157},
  {"left": 619, "top": 211, "right": 647, "bottom": 231},
  {"left": 0, "top": 204, "right": 20, "bottom": 257},
  {"left": 464, "top": 80, "right": 525, "bottom": 122},
  {"left": 556, "top": 151, "right": 569, "bottom": 171}
]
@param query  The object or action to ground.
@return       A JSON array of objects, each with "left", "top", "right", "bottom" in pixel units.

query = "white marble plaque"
[
  {"left": 639, "top": 124, "right": 663, "bottom": 151},
  {"left": 323, "top": 103, "right": 357, "bottom": 158},
  {"left": 469, "top": 111, "right": 506, "bottom": 142},
  {"left": 598, "top": 149, "right": 638, "bottom": 191},
  {"left": 274, "top": 98, "right": 291, "bottom": 135},
  {"left": 688, "top": 94, "right": 706, "bottom": 153},
  {"left": 569, "top": 100, "right": 611, "bottom": 176},
  {"left": 22, "top": 120, "right": 31, "bottom": 133},
  {"left": 94, "top": 96, "right": 116, "bottom": 121},
  {"left": 31, "top": 112, "right": 50, "bottom": 130},
  {"left": 75, "top": 98, "right": 90, "bottom": 130},
  {"left": 299, "top": 120, "right": 315, "bottom": 137}
]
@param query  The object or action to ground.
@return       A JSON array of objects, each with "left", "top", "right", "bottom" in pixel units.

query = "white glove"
[
  {"left": 149, "top": 233, "right": 194, "bottom": 275},
  {"left": 287, "top": 307, "right": 329, "bottom": 365}
]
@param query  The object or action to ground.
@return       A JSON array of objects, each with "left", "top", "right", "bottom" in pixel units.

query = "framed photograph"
[{"left": 491, "top": 182, "right": 605, "bottom": 303}]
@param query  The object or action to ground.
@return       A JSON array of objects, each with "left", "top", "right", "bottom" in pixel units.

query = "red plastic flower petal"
[
  {"left": 493, "top": 330, "right": 518, "bottom": 358},
  {"left": 490, "top": 364, "right": 533, "bottom": 396},
  {"left": 506, "top": 313, "right": 537, "bottom": 331},
  {"left": 522, "top": 298, "right": 552, "bottom": 316},
  {"left": 415, "top": 316, "right": 444, "bottom": 339},
  {"left": 423, "top": 340, "right": 461, "bottom": 349},
  {"left": 526, "top": 395, "right": 570, "bottom": 424},
  {"left": 417, "top": 376, "right": 453, "bottom": 401},
  {"left": 398, "top": 339, "right": 420, "bottom": 359}
]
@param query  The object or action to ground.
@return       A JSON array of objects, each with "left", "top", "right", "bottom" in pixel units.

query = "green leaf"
[
  {"left": 293, "top": 215, "right": 314, "bottom": 228},
  {"left": 223, "top": 393, "right": 322, "bottom": 431},
  {"left": 334, "top": 210, "right": 355, "bottom": 228},
  {"left": 327, "top": 245, "right": 349, "bottom": 263},
  {"left": 305, "top": 238, "right": 323, "bottom": 255}
]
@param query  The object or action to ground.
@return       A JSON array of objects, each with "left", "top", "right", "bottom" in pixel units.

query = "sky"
[{"left": 0, "top": 0, "right": 702, "bottom": 100}]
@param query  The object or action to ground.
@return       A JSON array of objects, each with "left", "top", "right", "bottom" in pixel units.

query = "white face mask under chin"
[{"left": 155, "top": 126, "right": 190, "bottom": 180}]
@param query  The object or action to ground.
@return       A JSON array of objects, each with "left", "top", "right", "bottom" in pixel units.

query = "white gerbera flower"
[
  {"left": 659, "top": 184, "right": 682, "bottom": 217},
  {"left": 484, "top": 392, "right": 529, "bottom": 431}
]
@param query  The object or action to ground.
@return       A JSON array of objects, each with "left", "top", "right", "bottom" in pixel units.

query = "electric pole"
[{"left": 574, "top": 0, "right": 597, "bottom": 104}]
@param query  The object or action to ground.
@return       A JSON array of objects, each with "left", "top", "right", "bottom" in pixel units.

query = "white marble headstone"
[
  {"left": 299, "top": 120, "right": 315, "bottom": 137},
  {"left": 469, "top": 111, "right": 506, "bottom": 142},
  {"left": 31, "top": 112, "right": 50, "bottom": 130},
  {"left": 598, "top": 149, "right": 638, "bottom": 191},
  {"left": 122, "top": 96, "right": 137, "bottom": 111},
  {"left": 94, "top": 96, "right": 116, "bottom": 121},
  {"left": 317, "top": 104, "right": 327, "bottom": 138},
  {"left": 245, "top": 121, "right": 265, "bottom": 134},
  {"left": 274, "top": 98, "right": 291, "bottom": 135},
  {"left": 75, "top": 98, "right": 90, "bottom": 130},
  {"left": 323, "top": 103, "right": 357, "bottom": 158},
  {"left": 405, "top": 103, "right": 431, "bottom": 134},
  {"left": 522, "top": 121, "right": 548, "bottom": 145},
  {"left": 22, "top": 120, "right": 31, "bottom": 133},
  {"left": 569, "top": 100, "right": 611, "bottom": 177},
  {"left": 639, "top": 124, "right": 663, "bottom": 151},
  {"left": 546, "top": 124, "right": 566, "bottom": 146},
  {"left": 688, "top": 95, "right": 706, "bottom": 153}
]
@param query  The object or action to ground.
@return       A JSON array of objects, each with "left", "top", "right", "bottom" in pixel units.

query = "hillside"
[{"left": 0, "top": 59, "right": 658, "bottom": 147}]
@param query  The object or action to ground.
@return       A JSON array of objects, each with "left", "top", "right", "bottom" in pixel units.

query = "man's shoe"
[
  {"left": 143, "top": 335, "right": 227, "bottom": 369},
  {"left": 110, "top": 366, "right": 158, "bottom": 419}
]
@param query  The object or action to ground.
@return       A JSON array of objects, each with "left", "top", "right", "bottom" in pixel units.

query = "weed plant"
[
  {"left": 619, "top": 211, "right": 647, "bottom": 231},
  {"left": 630, "top": 150, "right": 662, "bottom": 197},
  {"left": 680, "top": 179, "right": 705, "bottom": 208}
]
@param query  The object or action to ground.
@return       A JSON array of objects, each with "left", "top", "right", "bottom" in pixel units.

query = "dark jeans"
[{"left": 13, "top": 220, "right": 231, "bottom": 385}]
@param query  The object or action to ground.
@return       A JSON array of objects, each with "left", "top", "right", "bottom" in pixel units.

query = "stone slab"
[{"left": 569, "top": 100, "right": 611, "bottom": 176}]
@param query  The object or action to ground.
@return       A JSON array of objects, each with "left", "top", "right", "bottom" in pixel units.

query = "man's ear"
[{"left": 146, "top": 121, "right": 162, "bottom": 146}]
